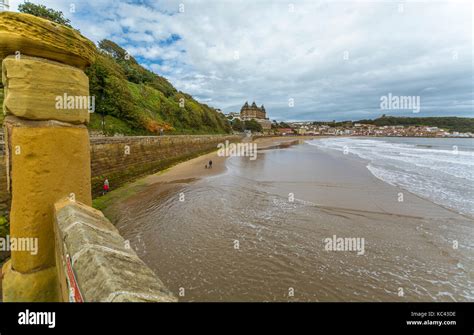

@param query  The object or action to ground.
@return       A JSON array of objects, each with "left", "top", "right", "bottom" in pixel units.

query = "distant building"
[
  {"left": 276, "top": 128, "right": 294, "bottom": 136},
  {"left": 240, "top": 101, "right": 271, "bottom": 130},
  {"left": 225, "top": 112, "right": 240, "bottom": 120},
  {"left": 240, "top": 101, "right": 266, "bottom": 120}
]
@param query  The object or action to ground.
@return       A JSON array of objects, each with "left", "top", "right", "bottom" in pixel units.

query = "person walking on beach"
[
  {"left": 208, "top": 160, "right": 213, "bottom": 169},
  {"left": 103, "top": 178, "right": 110, "bottom": 195}
]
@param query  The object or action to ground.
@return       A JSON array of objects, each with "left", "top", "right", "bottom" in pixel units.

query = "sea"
[{"left": 306, "top": 137, "right": 474, "bottom": 217}]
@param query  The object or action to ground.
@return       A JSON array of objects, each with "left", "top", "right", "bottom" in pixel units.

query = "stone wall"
[
  {"left": 89, "top": 134, "right": 241, "bottom": 197},
  {"left": 0, "top": 134, "right": 241, "bottom": 213},
  {"left": 0, "top": 145, "right": 9, "bottom": 215},
  {"left": 54, "top": 198, "right": 177, "bottom": 302}
]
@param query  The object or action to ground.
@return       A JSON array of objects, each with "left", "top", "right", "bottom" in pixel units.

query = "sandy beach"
[
  {"left": 98, "top": 136, "right": 473, "bottom": 302},
  {"left": 98, "top": 136, "right": 313, "bottom": 219},
  {"left": 143, "top": 136, "right": 317, "bottom": 184},
  {"left": 107, "top": 134, "right": 468, "bottom": 220}
]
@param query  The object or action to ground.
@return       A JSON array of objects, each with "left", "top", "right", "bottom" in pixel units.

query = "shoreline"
[
  {"left": 109, "top": 135, "right": 473, "bottom": 302},
  {"left": 96, "top": 136, "right": 309, "bottom": 219},
  {"left": 303, "top": 136, "right": 474, "bottom": 220},
  {"left": 97, "top": 134, "right": 471, "bottom": 222}
]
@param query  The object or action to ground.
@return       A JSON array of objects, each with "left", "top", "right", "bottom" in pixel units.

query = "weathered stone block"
[
  {"left": 2, "top": 55, "right": 90, "bottom": 124},
  {"left": 54, "top": 200, "right": 177, "bottom": 302},
  {"left": 5, "top": 117, "right": 91, "bottom": 273},
  {"left": 2, "top": 260, "right": 59, "bottom": 302},
  {"left": 0, "top": 12, "right": 95, "bottom": 69},
  {"left": 73, "top": 248, "right": 176, "bottom": 302}
]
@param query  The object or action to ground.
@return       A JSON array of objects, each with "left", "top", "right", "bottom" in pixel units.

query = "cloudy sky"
[{"left": 8, "top": 0, "right": 473, "bottom": 121}]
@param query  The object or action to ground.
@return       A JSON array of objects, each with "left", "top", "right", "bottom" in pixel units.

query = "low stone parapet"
[{"left": 54, "top": 198, "right": 177, "bottom": 302}]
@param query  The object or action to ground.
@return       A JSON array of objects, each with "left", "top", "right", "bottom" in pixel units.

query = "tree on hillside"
[
  {"left": 231, "top": 119, "right": 244, "bottom": 132},
  {"left": 278, "top": 121, "right": 291, "bottom": 128},
  {"left": 356, "top": 116, "right": 474, "bottom": 133},
  {"left": 16, "top": 2, "right": 232, "bottom": 135},
  {"left": 98, "top": 39, "right": 135, "bottom": 63},
  {"left": 18, "top": 1, "right": 72, "bottom": 28},
  {"left": 244, "top": 119, "right": 263, "bottom": 133}
]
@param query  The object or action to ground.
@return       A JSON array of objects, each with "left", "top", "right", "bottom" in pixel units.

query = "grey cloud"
[{"left": 10, "top": 0, "right": 473, "bottom": 121}]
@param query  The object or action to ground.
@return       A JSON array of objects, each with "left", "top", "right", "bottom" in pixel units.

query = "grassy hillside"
[
  {"left": 86, "top": 39, "right": 231, "bottom": 135},
  {"left": 0, "top": 38, "right": 230, "bottom": 135},
  {"left": 0, "top": 44, "right": 231, "bottom": 135}
]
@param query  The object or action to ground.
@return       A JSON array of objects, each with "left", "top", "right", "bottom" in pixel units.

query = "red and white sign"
[{"left": 66, "top": 253, "right": 83, "bottom": 302}]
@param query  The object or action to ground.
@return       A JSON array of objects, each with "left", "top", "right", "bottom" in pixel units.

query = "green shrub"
[
  {"left": 86, "top": 41, "right": 232, "bottom": 135},
  {"left": 0, "top": 216, "right": 9, "bottom": 239}
]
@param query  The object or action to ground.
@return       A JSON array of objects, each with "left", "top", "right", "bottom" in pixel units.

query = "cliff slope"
[{"left": 0, "top": 12, "right": 231, "bottom": 135}]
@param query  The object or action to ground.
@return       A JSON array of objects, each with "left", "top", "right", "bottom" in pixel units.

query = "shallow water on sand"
[{"left": 115, "top": 143, "right": 473, "bottom": 302}]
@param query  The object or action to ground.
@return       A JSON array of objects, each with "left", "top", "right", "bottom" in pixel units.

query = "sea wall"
[
  {"left": 0, "top": 134, "right": 241, "bottom": 214},
  {"left": 89, "top": 134, "right": 241, "bottom": 197}
]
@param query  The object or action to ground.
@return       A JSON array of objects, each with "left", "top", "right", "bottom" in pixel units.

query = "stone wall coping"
[
  {"left": 90, "top": 134, "right": 241, "bottom": 143},
  {"left": 0, "top": 12, "right": 96, "bottom": 69},
  {"left": 54, "top": 198, "right": 177, "bottom": 302}
]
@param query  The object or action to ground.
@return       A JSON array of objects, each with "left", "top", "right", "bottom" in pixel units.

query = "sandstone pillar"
[{"left": 0, "top": 12, "right": 96, "bottom": 301}]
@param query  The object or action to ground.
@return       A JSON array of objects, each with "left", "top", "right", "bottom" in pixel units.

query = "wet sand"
[
  {"left": 101, "top": 137, "right": 473, "bottom": 302},
  {"left": 101, "top": 136, "right": 313, "bottom": 212},
  {"left": 99, "top": 136, "right": 304, "bottom": 219},
  {"left": 143, "top": 136, "right": 316, "bottom": 185}
]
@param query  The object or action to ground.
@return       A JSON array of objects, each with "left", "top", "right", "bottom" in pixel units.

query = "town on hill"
[{"left": 225, "top": 109, "right": 474, "bottom": 138}]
